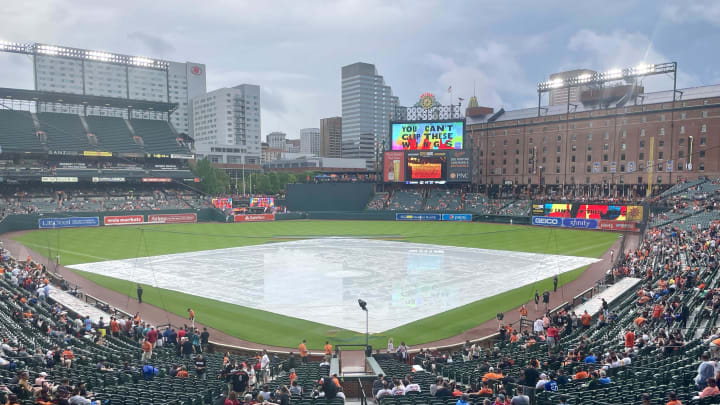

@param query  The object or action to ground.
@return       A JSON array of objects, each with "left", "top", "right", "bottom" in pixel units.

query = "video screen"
[
  {"left": 407, "top": 153, "right": 447, "bottom": 180},
  {"left": 211, "top": 198, "right": 232, "bottom": 210},
  {"left": 391, "top": 121, "right": 463, "bottom": 150},
  {"left": 249, "top": 197, "right": 275, "bottom": 208},
  {"left": 532, "top": 203, "right": 644, "bottom": 222}
]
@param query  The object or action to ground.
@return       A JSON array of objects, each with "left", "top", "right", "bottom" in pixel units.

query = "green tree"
[{"left": 190, "top": 158, "right": 230, "bottom": 194}]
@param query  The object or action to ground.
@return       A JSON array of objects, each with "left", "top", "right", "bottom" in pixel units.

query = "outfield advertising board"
[
  {"left": 532, "top": 203, "right": 644, "bottom": 222},
  {"left": 234, "top": 214, "right": 275, "bottom": 222},
  {"left": 532, "top": 216, "right": 562, "bottom": 227},
  {"left": 396, "top": 213, "right": 442, "bottom": 221},
  {"left": 598, "top": 221, "right": 640, "bottom": 232},
  {"left": 104, "top": 215, "right": 144, "bottom": 226},
  {"left": 561, "top": 218, "right": 598, "bottom": 229},
  {"left": 39, "top": 217, "right": 99, "bottom": 229},
  {"left": 147, "top": 213, "right": 197, "bottom": 224},
  {"left": 442, "top": 214, "right": 472, "bottom": 222}
]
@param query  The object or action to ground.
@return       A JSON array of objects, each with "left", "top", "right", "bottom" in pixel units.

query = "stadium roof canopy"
[{"left": 0, "top": 87, "right": 178, "bottom": 112}]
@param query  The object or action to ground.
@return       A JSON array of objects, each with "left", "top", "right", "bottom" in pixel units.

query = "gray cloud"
[
  {"left": 128, "top": 32, "right": 175, "bottom": 56},
  {"left": 0, "top": 1, "right": 716, "bottom": 137}
]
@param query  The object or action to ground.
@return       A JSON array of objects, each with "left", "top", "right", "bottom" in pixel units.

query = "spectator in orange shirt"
[
  {"left": 289, "top": 369, "right": 297, "bottom": 384},
  {"left": 324, "top": 341, "right": 333, "bottom": 356},
  {"left": 187, "top": 308, "right": 195, "bottom": 328},
  {"left": 110, "top": 317, "right": 120, "bottom": 337},
  {"left": 624, "top": 329, "right": 635, "bottom": 349},
  {"left": 634, "top": 315, "right": 647, "bottom": 328},
  {"left": 476, "top": 381, "right": 493, "bottom": 396},
  {"left": 519, "top": 305, "right": 528, "bottom": 320},
  {"left": 141, "top": 338, "right": 153, "bottom": 362},
  {"left": 482, "top": 367, "right": 504, "bottom": 382},
  {"left": 176, "top": 365, "right": 189, "bottom": 378},
  {"left": 299, "top": 340, "right": 308, "bottom": 364},
  {"left": 581, "top": 311, "right": 592, "bottom": 328},
  {"left": 573, "top": 367, "right": 589, "bottom": 380},
  {"left": 666, "top": 391, "right": 682, "bottom": 405},
  {"left": 62, "top": 348, "right": 74, "bottom": 368}
]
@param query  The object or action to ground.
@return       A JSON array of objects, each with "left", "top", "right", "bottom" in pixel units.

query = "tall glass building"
[{"left": 341, "top": 62, "right": 399, "bottom": 165}]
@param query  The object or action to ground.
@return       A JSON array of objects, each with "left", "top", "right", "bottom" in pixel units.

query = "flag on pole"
[{"left": 448, "top": 86, "right": 452, "bottom": 93}]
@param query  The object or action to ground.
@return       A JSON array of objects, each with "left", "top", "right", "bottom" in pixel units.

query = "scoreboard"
[{"left": 384, "top": 120, "right": 470, "bottom": 184}]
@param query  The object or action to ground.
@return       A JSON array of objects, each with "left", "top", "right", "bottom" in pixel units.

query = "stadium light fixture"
[
  {"left": 537, "top": 62, "right": 676, "bottom": 92},
  {"left": 358, "top": 299, "right": 367, "bottom": 311}
]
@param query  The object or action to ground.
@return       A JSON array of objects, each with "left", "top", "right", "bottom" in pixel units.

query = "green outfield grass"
[{"left": 14, "top": 221, "right": 618, "bottom": 349}]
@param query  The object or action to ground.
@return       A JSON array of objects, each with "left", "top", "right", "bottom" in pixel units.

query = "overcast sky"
[{"left": 1, "top": 0, "right": 718, "bottom": 139}]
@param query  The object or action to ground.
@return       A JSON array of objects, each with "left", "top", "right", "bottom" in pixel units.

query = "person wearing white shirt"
[
  {"left": 404, "top": 376, "right": 421, "bottom": 394},
  {"left": 533, "top": 318, "right": 544, "bottom": 334}
]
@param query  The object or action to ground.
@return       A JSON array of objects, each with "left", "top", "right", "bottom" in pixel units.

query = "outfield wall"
[{"left": 286, "top": 183, "right": 374, "bottom": 211}]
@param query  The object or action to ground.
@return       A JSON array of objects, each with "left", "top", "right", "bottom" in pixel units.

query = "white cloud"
[
  {"left": 662, "top": 0, "right": 720, "bottom": 25},
  {"left": 424, "top": 40, "right": 537, "bottom": 110},
  {"left": 565, "top": 29, "right": 699, "bottom": 91}
]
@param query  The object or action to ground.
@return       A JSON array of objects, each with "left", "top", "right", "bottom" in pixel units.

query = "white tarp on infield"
[{"left": 68, "top": 238, "right": 601, "bottom": 333}]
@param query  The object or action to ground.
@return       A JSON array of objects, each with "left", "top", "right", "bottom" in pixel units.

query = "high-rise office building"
[
  {"left": 320, "top": 117, "right": 342, "bottom": 158},
  {"left": 266, "top": 132, "right": 287, "bottom": 150},
  {"left": 341, "top": 62, "right": 399, "bottom": 163},
  {"left": 191, "top": 84, "right": 261, "bottom": 164},
  {"left": 300, "top": 128, "right": 321, "bottom": 156},
  {"left": 28, "top": 43, "right": 205, "bottom": 135}
]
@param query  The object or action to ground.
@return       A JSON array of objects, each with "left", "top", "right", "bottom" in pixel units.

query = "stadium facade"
[
  {"left": 467, "top": 83, "right": 720, "bottom": 188},
  {"left": 6, "top": 42, "right": 207, "bottom": 136},
  {"left": 191, "top": 84, "right": 262, "bottom": 165}
]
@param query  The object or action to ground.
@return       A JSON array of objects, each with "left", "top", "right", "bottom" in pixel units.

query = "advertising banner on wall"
[
  {"left": 531, "top": 216, "right": 563, "bottom": 227},
  {"left": 147, "top": 213, "right": 197, "bottom": 224},
  {"left": 441, "top": 213, "right": 472, "bottom": 221},
  {"left": 396, "top": 213, "right": 442, "bottom": 221},
  {"left": 447, "top": 150, "right": 471, "bottom": 182},
  {"left": 39, "top": 217, "right": 99, "bottom": 229},
  {"left": 234, "top": 214, "right": 276, "bottom": 222},
  {"left": 104, "top": 215, "right": 144, "bottom": 226},
  {"left": 384, "top": 151, "right": 406, "bottom": 182}
]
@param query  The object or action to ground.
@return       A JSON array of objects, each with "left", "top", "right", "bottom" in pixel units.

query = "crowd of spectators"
[{"left": 0, "top": 185, "right": 210, "bottom": 219}]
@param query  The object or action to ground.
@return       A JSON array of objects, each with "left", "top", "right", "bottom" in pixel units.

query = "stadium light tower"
[
  {"left": 535, "top": 62, "right": 678, "bottom": 117},
  {"left": 358, "top": 299, "right": 369, "bottom": 347}
]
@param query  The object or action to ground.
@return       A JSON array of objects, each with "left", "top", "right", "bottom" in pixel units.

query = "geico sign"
[{"left": 533, "top": 217, "right": 561, "bottom": 226}]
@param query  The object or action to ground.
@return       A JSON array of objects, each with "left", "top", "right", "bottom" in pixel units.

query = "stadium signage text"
[
  {"left": 532, "top": 216, "right": 562, "bottom": 226},
  {"left": 147, "top": 213, "right": 197, "bottom": 224},
  {"left": 234, "top": 214, "right": 275, "bottom": 222},
  {"left": 396, "top": 213, "right": 443, "bottom": 221},
  {"left": 104, "top": 215, "right": 144, "bottom": 226},
  {"left": 41, "top": 176, "right": 78, "bottom": 183},
  {"left": 441, "top": 214, "right": 472, "bottom": 222},
  {"left": 141, "top": 177, "right": 173, "bottom": 183},
  {"left": 39, "top": 217, "right": 99, "bottom": 229},
  {"left": 92, "top": 177, "right": 125, "bottom": 183},
  {"left": 562, "top": 218, "right": 598, "bottom": 229}
]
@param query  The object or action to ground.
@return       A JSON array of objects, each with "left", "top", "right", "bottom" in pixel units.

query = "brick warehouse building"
[{"left": 467, "top": 84, "right": 720, "bottom": 195}]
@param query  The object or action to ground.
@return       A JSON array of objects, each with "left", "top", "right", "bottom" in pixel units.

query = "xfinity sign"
[
  {"left": 532, "top": 216, "right": 562, "bottom": 226},
  {"left": 562, "top": 218, "right": 598, "bottom": 229}
]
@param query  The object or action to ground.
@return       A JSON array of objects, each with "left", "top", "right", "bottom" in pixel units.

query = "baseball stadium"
[{"left": 0, "top": 29, "right": 719, "bottom": 405}]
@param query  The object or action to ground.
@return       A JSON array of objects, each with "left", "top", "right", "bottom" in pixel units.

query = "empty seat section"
[
  {"left": 86, "top": 116, "right": 143, "bottom": 153},
  {"left": 0, "top": 109, "right": 43, "bottom": 152},
  {"left": 37, "top": 112, "right": 90, "bottom": 152},
  {"left": 129, "top": 119, "right": 188, "bottom": 154}
]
